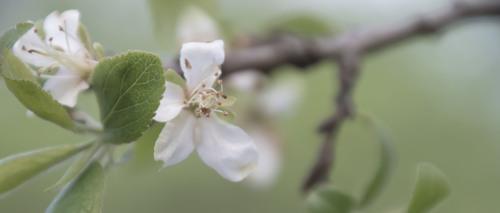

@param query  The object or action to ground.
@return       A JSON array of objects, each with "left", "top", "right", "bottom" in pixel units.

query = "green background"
[{"left": 1, "top": 0, "right": 499, "bottom": 212}]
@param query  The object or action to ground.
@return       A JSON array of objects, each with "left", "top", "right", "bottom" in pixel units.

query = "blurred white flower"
[
  {"left": 154, "top": 40, "right": 258, "bottom": 182},
  {"left": 13, "top": 10, "right": 96, "bottom": 107},
  {"left": 257, "top": 77, "right": 304, "bottom": 118},
  {"left": 246, "top": 126, "right": 282, "bottom": 189},
  {"left": 176, "top": 5, "right": 219, "bottom": 44}
]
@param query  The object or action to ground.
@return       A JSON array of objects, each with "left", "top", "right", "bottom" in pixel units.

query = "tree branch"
[{"left": 162, "top": 0, "right": 500, "bottom": 193}]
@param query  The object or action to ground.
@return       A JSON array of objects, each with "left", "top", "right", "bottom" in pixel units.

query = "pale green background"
[{"left": 0, "top": 0, "right": 499, "bottom": 212}]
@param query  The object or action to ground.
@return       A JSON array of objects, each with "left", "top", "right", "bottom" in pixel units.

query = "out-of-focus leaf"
[
  {"left": 359, "top": 113, "right": 396, "bottom": 207},
  {"left": 164, "top": 69, "right": 187, "bottom": 90},
  {"left": 45, "top": 142, "right": 102, "bottom": 191},
  {"left": 267, "top": 15, "right": 333, "bottom": 36},
  {"left": 1, "top": 51, "right": 75, "bottom": 131},
  {"left": 148, "top": 0, "right": 218, "bottom": 47},
  {"left": 0, "top": 143, "right": 91, "bottom": 195},
  {"left": 45, "top": 162, "right": 105, "bottom": 213},
  {"left": 220, "top": 96, "right": 237, "bottom": 107},
  {"left": 306, "top": 185, "right": 355, "bottom": 213},
  {"left": 92, "top": 51, "right": 165, "bottom": 144},
  {"left": 0, "top": 22, "right": 33, "bottom": 55},
  {"left": 407, "top": 163, "right": 451, "bottom": 213}
]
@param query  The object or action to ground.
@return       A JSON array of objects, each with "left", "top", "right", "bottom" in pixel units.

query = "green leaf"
[
  {"left": 164, "top": 69, "right": 186, "bottom": 90},
  {"left": 359, "top": 114, "right": 396, "bottom": 207},
  {"left": 46, "top": 162, "right": 105, "bottom": 213},
  {"left": 0, "top": 22, "right": 33, "bottom": 55},
  {"left": 407, "top": 163, "right": 451, "bottom": 213},
  {"left": 78, "top": 24, "right": 94, "bottom": 59},
  {"left": 215, "top": 107, "right": 235, "bottom": 122},
  {"left": 306, "top": 185, "right": 355, "bottom": 213},
  {"left": 92, "top": 51, "right": 165, "bottom": 144},
  {"left": 0, "top": 142, "right": 91, "bottom": 195},
  {"left": 46, "top": 142, "right": 102, "bottom": 191},
  {"left": 1, "top": 51, "right": 75, "bottom": 131}
]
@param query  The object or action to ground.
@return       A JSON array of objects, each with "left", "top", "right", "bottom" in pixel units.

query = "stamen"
[
  {"left": 217, "top": 79, "right": 222, "bottom": 85},
  {"left": 222, "top": 94, "right": 228, "bottom": 99},
  {"left": 22, "top": 46, "right": 27, "bottom": 51},
  {"left": 183, "top": 100, "right": 188, "bottom": 104},
  {"left": 214, "top": 72, "right": 219, "bottom": 77},
  {"left": 201, "top": 94, "right": 207, "bottom": 100},
  {"left": 49, "top": 37, "right": 53, "bottom": 42},
  {"left": 58, "top": 25, "right": 64, "bottom": 32},
  {"left": 216, "top": 100, "right": 222, "bottom": 106},
  {"left": 184, "top": 58, "right": 192, "bottom": 69},
  {"left": 34, "top": 28, "right": 38, "bottom": 33},
  {"left": 201, "top": 82, "right": 206, "bottom": 88},
  {"left": 223, "top": 111, "right": 228, "bottom": 116}
]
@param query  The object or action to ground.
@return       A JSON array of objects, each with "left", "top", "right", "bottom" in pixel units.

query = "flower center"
[
  {"left": 20, "top": 25, "right": 94, "bottom": 79},
  {"left": 186, "top": 78, "right": 229, "bottom": 118}
]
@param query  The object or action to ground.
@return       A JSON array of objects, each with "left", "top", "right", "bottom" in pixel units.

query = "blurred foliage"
[{"left": 0, "top": 0, "right": 499, "bottom": 213}]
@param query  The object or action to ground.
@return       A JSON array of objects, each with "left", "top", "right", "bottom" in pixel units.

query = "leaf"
[
  {"left": 92, "top": 51, "right": 165, "bottom": 144},
  {"left": 359, "top": 114, "right": 396, "bottom": 207},
  {"left": 407, "top": 163, "right": 451, "bottom": 213},
  {"left": 1, "top": 51, "right": 75, "bottom": 131},
  {"left": 0, "top": 142, "right": 92, "bottom": 195},
  {"left": 164, "top": 69, "right": 187, "bottom": 90},
  {"left": 45, "top": 162, "right": 105, "bottom": 213},
  {"left": 215, "top": 107, "right": 235, "bottom": 122},
  {"left": 45, "top": 142, "right": 102, "bottom": 191},
  {"left": 306, "top": 185, "right": 355, "bottom": 213},
  {"left": 0, "top": 22, "right": 33, "bottom": 55}
]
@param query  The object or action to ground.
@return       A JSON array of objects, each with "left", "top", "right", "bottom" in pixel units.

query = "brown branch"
[{"left": 162, "top": 0, "right": 500, "bottom": 193}]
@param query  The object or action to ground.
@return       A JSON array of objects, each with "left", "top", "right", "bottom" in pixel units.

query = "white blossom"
[
  {"left": 13, "top": 10, "right": 96, "bottom": 107},
  {"left": 154, "top": 40, "right": 258, "bottom": 182}
]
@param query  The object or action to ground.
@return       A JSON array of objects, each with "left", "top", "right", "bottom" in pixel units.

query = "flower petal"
[
  {"left": 13, "top": 27, "right": 56, "bottom": 67},
  {"left": 42, "top": 68, "right": 89, "bottom": 107},
  {"left": 197, "top": 115, "right": 258, "bottom": 182},
  {"left": 176, "top": 5, "right": 219, "bottom": 44},
  {"left": 154, "top": 81, "right": 186, "bottom": 122},
  {"left": 43, "top": 10, "right": 86, "bottom": 57},
  {"left": 246, "top": 126, "right": 282, "bottom": 188},
  {"left": 180, "top": 40, "right": 224, "bottom": 93},
  {"left": 154, "top": 110, "right": 196, "bottom": 167}
]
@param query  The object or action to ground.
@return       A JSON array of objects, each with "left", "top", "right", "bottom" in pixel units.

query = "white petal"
[
  {"left": 258, "top": 78, "right": 304, "bottom": 118},
  {"left": 154, "top": 110, "right": 196, "bottom": 167},
  {"left": 12, "top": 27, "right": 56, "bottom": 67},
  {"left": 180, "top": 40, "right": 224, "bottom": 93},
  {"left": 43, "top": 68, "right": 88, "bottom": 107},
  {"left": 197, "top": 115, "right": 258, "bottom": 182},
  {"left": 154, "top": 81, "right": 186, "bottom": 122},
  {"left": 176, "top": 5, "right": 219, "bottom": 44},
  {"left": 44, "top": 10, "right": 85, "bottom": 57}
]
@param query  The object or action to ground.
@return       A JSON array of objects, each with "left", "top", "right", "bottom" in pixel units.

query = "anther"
[
  {"left": 34, "top": 28, "right": 38, "bottom": 33},
  {"left": 214, "top": 72, "right": 219, "bottom": 77},
  {"left": 22, "top": 46, "right": 27, "bottom": 51},
  {"left": 58, "top": 25, "right": 64, "bottom": 32},
  {"left": 183, "top": 100, "right": 187, "bottom": 104},
  {"left": 222, "top": 94, "right": 228, "bottom": 99},
  {"left": 48, "top": 37, "right": 53, "bottom": 42},
  {"left": 216, "top": 100, "right": 222, "bottom": 106},
  {"left": 201, "top": 94, "right": 207, "bottom": 99},
  {"left": 223, "top": 111, "right": 228, "bottom": 116},
  {"left": 184, "top": 58, "right": 192, "bottom": 69},
  {"left": 201, "top": 82, "right": 206, "bottom": 88},
  {"left": 36, "top": 71, "right": 42, "bottom": 77},
  {"left": 217, "top": 79, "right": 222, "bottom": 85}
]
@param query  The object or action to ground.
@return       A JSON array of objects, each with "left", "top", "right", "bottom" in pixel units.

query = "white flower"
[
  {"left": 13, "top": 10, "right": 96, "bottom": 107},
  {"left": 176, "top": 5, "right": 219, "bottom": 44},
  {"left": 154, "top": 40, "right": 258, "bottom": 182}
]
